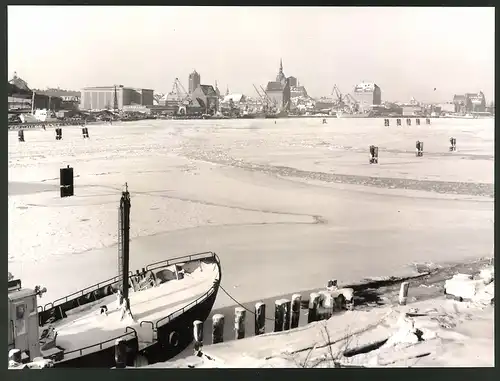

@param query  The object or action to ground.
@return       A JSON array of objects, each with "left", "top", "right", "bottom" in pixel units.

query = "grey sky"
[{"left": 8, "top": 6, "right": 494, "bottom": 103}]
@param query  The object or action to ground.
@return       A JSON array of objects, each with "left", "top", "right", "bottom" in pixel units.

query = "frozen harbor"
[{"left": 8, "top": 118, "right": 494, "bottom": 314}]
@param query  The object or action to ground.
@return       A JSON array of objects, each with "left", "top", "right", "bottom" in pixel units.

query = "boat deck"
[{"left": 45, "top": 261, "right": 218, "bottom": 360}]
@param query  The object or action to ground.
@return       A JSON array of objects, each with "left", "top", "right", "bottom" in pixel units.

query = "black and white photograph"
[{"left": 7, "top": 5, "right": 494, "bottom": 369}]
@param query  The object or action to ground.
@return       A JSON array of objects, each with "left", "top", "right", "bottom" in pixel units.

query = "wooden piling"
[
  {"left": 291, "top": 294, "right": 301, "bottom": 329},
  {"left": 114, "top": 338, "right": 127, "bottom": 368},
  {"left": 399, "top": 282, "right": 410, "bottom": 306},
  {"left": 212, "top": 314, "right": 224, "bottom": 344},
  {"left": 319, "top": 291, "right": 334, "bottom": 319},
  {"left": 254, "top": 302, "right": 266, "bottom": 336},
  {"left": 234, "top": 307, "right": 246, "bottom": 340},
  {"left": 193, "top": 320, "right": 203, "bottom": 351},
  {"left": 282, "top": 299, "right": 291, "bottom": 331},
  {"left": 274, "top": 299, "right": 285, "bottom": 332},
  {"left": 308, "top": 292, "right": 321, "bottom": 323}
]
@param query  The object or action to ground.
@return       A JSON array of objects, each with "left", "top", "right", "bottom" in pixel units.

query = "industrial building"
[
  {"left": 265, "top": 59, "right": 291, "bottom": 112},
  {"left": 80, "top": 86, "right": 154, "bottom": 111},
  {"left": 188, "top": 70, "right": 201, "bottom": 94},
  {"left": 350, "top": 82, "right": 382, "bottom": 113}
]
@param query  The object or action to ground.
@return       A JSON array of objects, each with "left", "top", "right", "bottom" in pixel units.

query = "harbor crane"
[{"left": 168, "top": 78, "right": 192, "bottom": 114}]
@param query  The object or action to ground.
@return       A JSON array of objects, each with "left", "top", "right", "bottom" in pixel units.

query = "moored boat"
[{"left": 8, "top": 186, "right": 222, "bottom": 368}]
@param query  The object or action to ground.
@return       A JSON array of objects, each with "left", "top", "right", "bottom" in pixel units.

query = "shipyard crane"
[
  {"left": 169, "top": 78, "right": 191, "bottom": 105},
  {"left": 331, "top": 84, "right": 344, "bottom": 105},
  {"left": 253, "top": 84, "right": 270, "bottom": 109}
]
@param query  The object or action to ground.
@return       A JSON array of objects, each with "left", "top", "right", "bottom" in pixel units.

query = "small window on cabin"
[{"left": 16, "top": 304, "right": 25, "bottom": 320}]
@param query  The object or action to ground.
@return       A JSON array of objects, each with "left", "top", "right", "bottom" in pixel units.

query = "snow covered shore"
[{"left": 146, "top": 262, "right": 494, "bottom": 368}]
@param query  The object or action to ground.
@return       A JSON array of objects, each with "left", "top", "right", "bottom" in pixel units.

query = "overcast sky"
[{"left": 8, "top": 6, "right": 495, "bottom": 103}]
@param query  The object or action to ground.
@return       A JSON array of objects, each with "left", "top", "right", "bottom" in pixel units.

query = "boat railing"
[
  {"left": 145, "top": 251, "right": 216, "bottom": 273},
  {"left": 45, "top": 252, "right": 218, "bottom": 311},
  {"left": 139, "top": 321, "right": 157, "bottom": 340},
  {"left": 155, "top": 278, "right": 220, "bottom": 330},
  {"left": 43, "top": 271, "right": 134, "bottom": 311},
  {"left": 63, "top": 326, "right": 138, "bottom": 358}
]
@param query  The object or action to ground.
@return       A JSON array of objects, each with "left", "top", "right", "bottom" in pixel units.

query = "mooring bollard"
[
  {"left": 212, "top": 314, "right": 224, "bottom": 344},
  {"left": 291, "top": 294, "right": 301, "bottom": 329},
  {"left": 234, "top": 307, "right": 246, "bottom": 340},
  {"left": 369, "top": 145, "right": 379, "bottom": 164},
  {"left": 384, "top": 118, "right": 390, "bottom": 127},
  {"left": 406, "top": 118, "right": 411, "bottom": 126},
  {"left": 397, "top": 118, "right": 401, "bottom": 126},
  {"left": 114, "top": 338, "right": 127, "bottom": 368},
  {"left": 18, "top": 130, "right": 25, "bottom": 142},
  {"left": 193, "top": 320, "right": 203, "bottom": 351},
  {"left": 426, "top": 118, "right": 431, "bottom": 125},
  {"left": 307, "top": 292, "right": 321, "bottom": 323},
  {"left": 60, "top": 165, "right": 74, "bottom": 198},
  {"left": 254, "top": 302, "right": 266, "bottom": 336},
  {"left": 318, "top": 291, "right": 335, "bottom": 320},
  {"left": 449, "top": 137, "right": 457, "bottom": 152},
  {"left": 416, "top": 118, "right": 420, "bottom": 126},
  {"left": 282, "top": 299, "right": 291, "bottom": 331},
  {"left": 416, "top": 141, "right": 424, "bottom": 157},
  {"left": 399, "top": 282, "right": 410, "bottom": 306},
  {"left": 274, "top": 299, "right": 286, "bottom": 332}
]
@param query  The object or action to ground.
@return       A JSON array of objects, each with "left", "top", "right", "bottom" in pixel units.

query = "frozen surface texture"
[{"left": 9, "top": 119, "right": 494, "bottom": 310}]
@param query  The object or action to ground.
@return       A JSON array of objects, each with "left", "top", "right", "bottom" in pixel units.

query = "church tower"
[{"left": 276, "top": 58, "right": 287, "bottom": 86}]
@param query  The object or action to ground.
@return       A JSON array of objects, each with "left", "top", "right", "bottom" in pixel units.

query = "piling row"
[
  {"left": 200, "top": 280, "right": 381, "bottom": 346},
  {"left": 385, "top": 118, "right": 431, "bottom": 127}
]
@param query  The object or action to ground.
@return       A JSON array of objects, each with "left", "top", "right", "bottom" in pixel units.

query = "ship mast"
[{"left": 117, "top": 183, "right": 132, "bottom": 318}]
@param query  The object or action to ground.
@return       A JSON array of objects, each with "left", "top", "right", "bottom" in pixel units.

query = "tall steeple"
[{"left": 276, "top": 58, "right": 286, "bottom": 85}]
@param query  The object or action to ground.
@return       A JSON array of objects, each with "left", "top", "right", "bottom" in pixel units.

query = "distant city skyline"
[{"left": 8, "top": 6, "right": 495, "bottom": 103}]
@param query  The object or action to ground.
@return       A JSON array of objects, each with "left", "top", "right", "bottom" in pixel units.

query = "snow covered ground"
[{"left": 9, "top": 118, "right": 494, "bottom": 316}]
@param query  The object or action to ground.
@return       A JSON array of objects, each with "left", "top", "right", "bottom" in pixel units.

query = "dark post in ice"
[
  {"left": 416, "top": 141, "right": 424, "bottom": 157},
  {"left": 18, "top": 130, "right": 25, "bottom": 142},
  {"left": 82, "top": 127, "right": 89, "bottom": 139},
  {"left": 234, "top": 307, "right": 246, "bottom": 340},
  {"left": 193, "top": 320, "right": 203, "bottom": 352},
  {"left": 416, "top": 118, "right": 420, "bottom": 126},
  {"left": 308, "top": 292, "right": 321, "bottom": 323},
  {"left": 397, "top": 118, "right": 402, "bottom": 126},
  {"left": 282, "top": 299, "right": 291, "bottom": 331},
  {"left": 384, "top": 118, "right": 390, "bottom": 127},
  {"left": 449, "top": 137, "right": 457, "bottom": 152},
  {"left": 369, "top": 145, "right": 379, "bottom": 164},
  {"left": 406, "top": 118, "right": 412, "bottom": 126},
  {"left": 212, "top": 314, "right": 224, "bottom": 344},
  {"left": 291, "top": 294, "right": 301, "bottom": 329},
  {"left": 55, "top": 128, "right": 62, "bottom": 140},
  {"left": 426, "top": 118, "right": 431, "bottom": 125},
  {"left": 254, "top": 302, "right": 266, "bottom": 336},
  {"left": 274, "top": 300, "right": 285, "bottom": 332},
  {"left": 60, "top": 165, "right": 74, "bottom": 198}
]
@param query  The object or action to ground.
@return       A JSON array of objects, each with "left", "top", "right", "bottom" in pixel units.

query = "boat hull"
[{"left": 40, "top": 252, "right": 221, "bottom": 368}]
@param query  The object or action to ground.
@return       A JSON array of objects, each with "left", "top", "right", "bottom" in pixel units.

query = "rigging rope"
[{"left": 219, "top": 284, "right": 275, "bottom": 322}]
